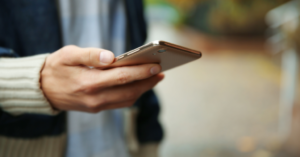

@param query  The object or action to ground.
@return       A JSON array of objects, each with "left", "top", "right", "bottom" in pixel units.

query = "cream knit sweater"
[
  {"left": 0, "top": 54, "right": 66, "bottom": 157},
  {"left": 0, "top": 54, "right": 57, "bottom": 115}
]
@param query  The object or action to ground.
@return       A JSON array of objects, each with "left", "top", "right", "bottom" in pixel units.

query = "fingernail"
[
  {"left": 100, "top": 51, "right": 113, "bottom": 65},
  {"left": 150, "top": 65, "right": 161, "bottom": 75}
]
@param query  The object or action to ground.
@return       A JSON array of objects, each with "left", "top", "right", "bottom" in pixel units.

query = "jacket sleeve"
[
  {"left": 0, "top": 47, "right": 18, "bottom": 57},
  {"left": 0, "top": 47, "right": 59, "bottom": 115}
]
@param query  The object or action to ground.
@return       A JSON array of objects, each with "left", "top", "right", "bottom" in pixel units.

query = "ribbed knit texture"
[
  {"left": 0, "top": 134, "right": 66, "bottom": 157},
  {"left": 0, "top": 54, "right": 58, "bottom": 115}
]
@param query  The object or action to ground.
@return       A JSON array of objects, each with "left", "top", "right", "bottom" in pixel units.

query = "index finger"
[{"left": 86, "top": 63, "right": 162, "bottom": 88}]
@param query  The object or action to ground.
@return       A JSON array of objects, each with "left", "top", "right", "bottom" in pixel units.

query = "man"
[{"left": 0, "top": 0, "right": 163, "bottom": 156}]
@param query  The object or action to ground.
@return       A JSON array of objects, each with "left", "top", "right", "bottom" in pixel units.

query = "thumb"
[{"left": 60, "top": 45, "right": 115, "bottom": 67}]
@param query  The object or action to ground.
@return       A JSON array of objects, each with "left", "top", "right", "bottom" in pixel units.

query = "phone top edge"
[
  {"left": 116, "top": 42, "right": 156, "bottom": 60},
  {"left": 151, "top": 40, "right": 202, "bottom": 57}
]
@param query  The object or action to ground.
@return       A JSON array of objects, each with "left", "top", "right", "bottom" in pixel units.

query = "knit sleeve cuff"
[{"left": 0, "top": 54, "right": 59, "bottom": 115}]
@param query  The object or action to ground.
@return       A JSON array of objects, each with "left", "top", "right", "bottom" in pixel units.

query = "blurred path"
[{"left": 147, "top": 23, "right": 283, "bottom": 157}]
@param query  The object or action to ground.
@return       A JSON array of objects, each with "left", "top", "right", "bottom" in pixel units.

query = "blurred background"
[{"left": 144, "top": 0, "right": 300, "bottom": 157}]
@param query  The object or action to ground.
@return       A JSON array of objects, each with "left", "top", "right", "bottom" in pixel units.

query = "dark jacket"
[{"left": 0, "top": 0, "right": 162, "bottom": 144}]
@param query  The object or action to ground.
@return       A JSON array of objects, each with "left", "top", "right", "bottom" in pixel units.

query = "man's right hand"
[{"left": 41, "top": 45, "right": 164, "bottom": 113}]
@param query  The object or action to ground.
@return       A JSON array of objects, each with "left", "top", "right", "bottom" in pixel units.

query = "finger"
[
  {"left": 86, "top": 64, "right": 162, "bottom": 89},
  {"left": 95, "top": 73, "right": 164, "bottom": 105},
  {"left": 82, "top": 73, "right": 164, "bottom": 113},
  {"left": 60, "top": 45, "right": 115, "bottom": 67}
]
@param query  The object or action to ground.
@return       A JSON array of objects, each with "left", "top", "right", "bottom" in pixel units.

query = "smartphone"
[{"left": 109, "top": 40, "right": 202, "bottom": 71}]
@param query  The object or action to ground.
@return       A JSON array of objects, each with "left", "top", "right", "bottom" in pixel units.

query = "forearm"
[{"left": 0, "top": 54, "right": 58, "bottom": 115}]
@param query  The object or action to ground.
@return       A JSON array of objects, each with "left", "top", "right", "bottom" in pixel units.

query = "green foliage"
[{"left": 184, "top": 0, "right": 290, "bottom": 36}]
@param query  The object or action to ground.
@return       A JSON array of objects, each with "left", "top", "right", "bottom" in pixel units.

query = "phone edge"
[
  {"left": 116, "top": 42, "right": 156, "bottom": 61},
  {"left": 153, "top": 40, "right": 202, "bottom": 58},
  {"left": 116, "top": 40, "right": 202, "bottom": 61}
]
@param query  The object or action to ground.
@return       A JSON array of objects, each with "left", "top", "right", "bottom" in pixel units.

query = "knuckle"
[
  {"left": 76, "top": 78, "right": 96, "bottom": 93},
  {"left": 49, "top": 60, "right": 59, "bottom": 68},
  {"left": 87, "top": 105, "right": 100, "bottom": 113},
  {"left": 48, "top": 58, "right": 61, "bottom": 69},
  {"left": 62, "top": 45, "right": 78, "bottom": 51},
  {"left": 46, "top": 52, "right": 63, "bottom": 68},
  {"left": 59, "top": 45, "right": 79, "bottom": 60},
  {"left": 116, "top": 70, "right": 130, "bottom": 84},
  {"left": 84, "top": 97, "right": 104, "bottom": 111},
  {"left": 74, "top": 72, "right": 101, "bottom": 93},
  {"left": 51, "top": 45, "right": 80, "bottom": 64},
  {"left": 76, "top": 80, "right": 90, "bottom": 92}
]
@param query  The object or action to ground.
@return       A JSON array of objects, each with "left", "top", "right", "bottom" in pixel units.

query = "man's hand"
[{"left": 41, "top": 45, "right": 164, "bottom": 113}]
